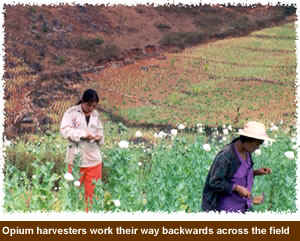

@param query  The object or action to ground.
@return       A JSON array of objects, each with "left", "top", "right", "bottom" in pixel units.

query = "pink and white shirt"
[{"left": 60, "top": 104, "right": 104, "bottom": 167}]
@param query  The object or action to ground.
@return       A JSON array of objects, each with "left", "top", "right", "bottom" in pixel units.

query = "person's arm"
[
  {"left": 92, "top": 114, "right": 104, "bottom": 145},
  {"left": 207, "top": 154, "right": 235, "bottom": 195},
  {"left": 86, "top": 112, "right": 104, "bottom": 145},
  {"left": 253, "top": 168, "right": 272, "bottom": 176},
  {"left": 233, "top": 184, "right": 251, "bottom": 198},
  {"left": 208, "top": 154, "right": 251, "bottom": 198}
]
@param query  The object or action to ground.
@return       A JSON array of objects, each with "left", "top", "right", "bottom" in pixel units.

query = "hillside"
[
  {"left": 3, "top": 3, "right": 296, "bottom": 138},
  {"left": 4, "top": 4, "right": 296, "bottom": 72}
]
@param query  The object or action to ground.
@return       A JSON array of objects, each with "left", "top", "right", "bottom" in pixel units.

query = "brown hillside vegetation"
[
  {"left": 4, "top": 4, "right": 296, "bottom": 72},
  {"left": 3, "top": 3, "right": 296, "bottom": 138}
]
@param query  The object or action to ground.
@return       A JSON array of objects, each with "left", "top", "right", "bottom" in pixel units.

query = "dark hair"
[
  {"left": 77, "top": 89, "right": 99, "bottom": 105},
  {"left": 239, "top": 135, "right": 264, "bottom": 144}
]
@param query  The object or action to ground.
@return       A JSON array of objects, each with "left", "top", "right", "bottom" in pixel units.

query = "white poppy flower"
[
  {"left": 254, "top": 149, "right": 261, "bottom": 156},
  {"left": 284, "top": 151, "right": 295, "bottom": 160},
  {"left": 74, "top": 180, "right": 81, "bottom": 187},
  {"left": 119, "top": 140, "right": 129, "bottom": 149},
  {"left": 135, "top": 131, "right": 143, "bottom": 138},
  {"left": 196, "top": 123, "right": 203, "bottom": 128},
  {"left": 64, "top": 172, "right": 74, "bottom": 182},
  {"left": 270, "top": 124, "right": 279, "bottom": 131},
  {"left": 228, "top": 125, "right": 232, "bottom": 131},
  {"left": 263, "top": 139, "right": 274, "bottom": 147},
  {"left": 203, "top": 144, "right": 211, "bottom": 152},
  {"left": 223, "top": 129, "right": 229, "bottom": 135},
  {"left": 198, "top": 127, "right": 203, "bottom": 133},
  {"left": 32, "top": 175, "right": 37, "bottom": 179},
  {"left": 178, "top": 124, "right": 185, "bottom": 130},
  {"left": 291, "top": 137, "right": 297, "bottom": 143},
  {"left": 158, "top": 131, "right": 167, "bottom": 138},
  {"left": 113, "top": 199, "right": 121, "bottom": 207},
  {"left": 138, "top": 162, "right": 143, "bottom": 166},
  {"left": 222, "top": 136, "right": 227, "bottom": 142},
  {"left": 170, "top": 129, "right": 178, "bottom": 136}
]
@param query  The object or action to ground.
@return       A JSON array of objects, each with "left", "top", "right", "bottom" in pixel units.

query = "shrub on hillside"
[
  {"left": 160, "top": 31, "right": 206, "bottom": 48},
  {"left": 160, "top": 32, "right": 186, "bottom": 48},
  {"left": 77, "top": 37, "right": 104, "bottom": 51},
  {"left": 230, "top": 16, "right": 251, "bottom": 32},
  {"left": 155, "top": 23, "right": 172, "bottom": 31},
  {"left": 103, "top": 44, "right": 121, "bottom": 60},
  {"left": 89, "top": 44, "right": 122, "bottom": 63},
  {"left": 184, "top": 32, "right": 206, "bottom": 45},
  {"left": 55, "top": 55, "right": 66, "bottom": 65},
  {"left": 282, "top": 5, "right": 296, "bottom": 16}
]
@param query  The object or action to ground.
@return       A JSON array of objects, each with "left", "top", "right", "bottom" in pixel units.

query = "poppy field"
[
  {"left": 3, "top": 122, "right": 297, "bottom": 213},
  {"left": 80, "top": 21, "right": 296, "bottom": 128}
]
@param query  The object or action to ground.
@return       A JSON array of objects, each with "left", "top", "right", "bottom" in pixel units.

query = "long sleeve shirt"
[
  {"left": 217, "top": 144, "right": 254, "bottom": 212},
  {"left": 60, "top": 104, "right": 104, "bottom": 167},
  {"left": 202, "top": 138, "right": 254, "bottom": 212}
]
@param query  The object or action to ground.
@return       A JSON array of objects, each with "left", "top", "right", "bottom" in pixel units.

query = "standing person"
[
  {"left": 60, "top": 89, "right": 104, "bottom": 212},
  {"left": 202, "top": 121, "right": 273, "bottom": 213}
]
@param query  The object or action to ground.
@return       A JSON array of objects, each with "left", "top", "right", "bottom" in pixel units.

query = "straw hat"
[{"left": 238, "top": 121, "right": 274, "bottom": 142}]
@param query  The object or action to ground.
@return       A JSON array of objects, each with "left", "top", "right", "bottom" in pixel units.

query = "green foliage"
[
  {"left": 118, "top": 122, "right": 128, "bottom": 134},
  {"left": 60, "top": 154, "right": 85, "bottom": 212},
  {"left": 29, "top": 159, "right": 60, "bottom": 211},
  {"left": 166, "top": 92, "right": 186, "bottom": 105},
  {"left": 103, "top": 148, "right": 144, "bottom": 211},
  {"left": 55, "top": 56, "right": 66, "bottom": 65},
  {"left": 251, "top": 131, "right": 297, "bottom": 212},
  {"left": 4, "top": 165, "right": 31, "bottom": 212},
  {"left": 4, "top": 132, "right": 66, "bottom": 178},
  {"left": 3, "top": 126, "right": 297, "bottom": 213},
  {"left": 143, "top": 137, "right": 210, "bottom": 212},
  {"left": 4, "top": 158, "right": 60, "bottom": 212}
]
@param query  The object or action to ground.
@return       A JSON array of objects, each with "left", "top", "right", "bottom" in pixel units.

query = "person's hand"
[
  {"left": 234, "top": 185, "right": 251, "bottom": 199},
  {"left": 82, "top": 133, "right": 94, "bottom": 141},
  {"left": 255, "top": 168, "right": 272, "bottom": 176},
  {"left": 252, "top": 193, "right": 264, "bottom": 205},
  {"left": 93, "top": 135, "right": 102, "bottom": 142}
]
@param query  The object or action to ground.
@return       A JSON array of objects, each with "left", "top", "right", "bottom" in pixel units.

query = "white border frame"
[{"left": 0, "top": 0, "right": 299, "bottom": 221}]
